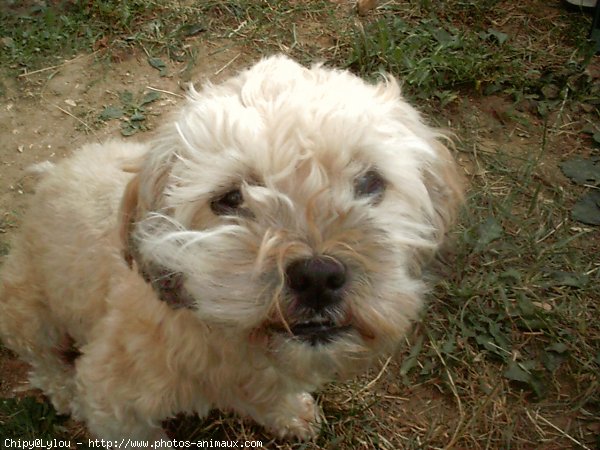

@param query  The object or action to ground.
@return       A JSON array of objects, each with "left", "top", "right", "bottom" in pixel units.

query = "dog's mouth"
[{"left": 273, "top": 317, "right": 352, "bottom": 346}]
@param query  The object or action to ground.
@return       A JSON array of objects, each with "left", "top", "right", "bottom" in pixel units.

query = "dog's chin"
[{"left": 268, "top": 319, "right": 353, "bottom": 347}]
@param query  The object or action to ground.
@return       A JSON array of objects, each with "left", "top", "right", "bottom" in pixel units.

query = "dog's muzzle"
[{"left": 281, "top": 256, "right": 351, "bottom": 345}]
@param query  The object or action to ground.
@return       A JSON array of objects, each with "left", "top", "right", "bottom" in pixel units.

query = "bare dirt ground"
[
  {"left": 1, "top": 3, "right": 599, "bottom": 448},
  {"left": 0, "top": 48, "right": 247, "bottom": 228}
]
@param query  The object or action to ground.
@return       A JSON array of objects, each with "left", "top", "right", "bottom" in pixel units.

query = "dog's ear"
[
  {"left": 425, "top": 139, "right": 465, "bottom": 245},
  {"left": 118, "top": 143, "right": 177, "bottom": 266},
  {"left": 119, "top": 174, "right": 141, "bottom": 267},
  {"left": 118, "top": 165, "right": 196, "bottom": 309},
  {"left": 377, "top": 75, "right": 464, "bottom": 242}
]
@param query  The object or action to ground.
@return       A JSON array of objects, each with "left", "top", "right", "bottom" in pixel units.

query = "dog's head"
[{"left": 120, "top": 55, "right": 462, "bottom": 378}]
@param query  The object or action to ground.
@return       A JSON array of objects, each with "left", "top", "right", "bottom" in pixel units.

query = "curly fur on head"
[{"left": 0, "top": 54, "right": 462, "bottom": 444}]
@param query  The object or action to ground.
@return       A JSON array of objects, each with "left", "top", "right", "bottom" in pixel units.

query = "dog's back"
[{"left": 0, "top": 141, "right": 148, "bottom": 382}]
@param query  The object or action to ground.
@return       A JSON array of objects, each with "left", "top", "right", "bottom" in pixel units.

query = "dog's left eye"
[
  {"left": 210, "top": 189, "right": 244, "bottom": 215},
  {"left": 354, "top": 170, "right": 386, "bottom": 202}
]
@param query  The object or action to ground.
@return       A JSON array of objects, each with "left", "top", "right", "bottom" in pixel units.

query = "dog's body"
[{"left": 0, "top": 56, "right": 462, "bottom": 443}]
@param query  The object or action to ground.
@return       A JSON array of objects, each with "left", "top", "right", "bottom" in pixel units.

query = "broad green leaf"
[
  {"left": 559, "top": 157, "right": 600, "bottom": 186},
  {"left": 431, "top": 27, "right": 455, "bottom": 46},
  {"left": 400, "top": 334, "right": 424, "bottom": 376},
  {"left": 541, "top": 270, "right": 589, "bottom": 288},
  {"left": 572, "top": 191, "right": 600, "bottom": 225},
  {"left": 504, "top": 361, "right": 530, "bottom": 383},
  {"left": 504, "top": 361, "right": 546, "bottom": 398},
  {"left": 148, "top": 57, "right": 166, "bottom": 70},
  {"left": 178, "top": 22, "right": 206, "bottom": 37},
  {"left": 98, "top": 105, "right": 123, "bottom": 120},
  {"left": 141, "top": 91, "right": 161, "bottom": 106},
  {"left": 488, "top": 28, "right": 508, "bottom": 45},
  {"left": 541, "top": 351, "right": 566, "bottom": 373},
  {"left": 148, "top": 57, "right": 168, "bottom": 77},
  {"left": 546, "top": 342, "right": 569, "bottom": 354},
  {"left": 476, "top": 216, "right": 503, "bottom": 249},
  {"left": 130, "top": 112, "right": 145, "bottom": 122},
  {"left": 119, "top": 90, "right": 134, "bottom": 105},
  {"left": 121, "top": 123, "right": 138, "bottom": 136}
]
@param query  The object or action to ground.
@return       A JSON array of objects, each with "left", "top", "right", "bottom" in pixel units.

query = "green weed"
[{"left": 98, "top": 89, "right": 161, "bottom": 136}]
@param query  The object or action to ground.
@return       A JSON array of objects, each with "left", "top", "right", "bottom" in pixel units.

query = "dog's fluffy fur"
[{"left": 0, "top": 55, "right": 462, "bottom": 443}]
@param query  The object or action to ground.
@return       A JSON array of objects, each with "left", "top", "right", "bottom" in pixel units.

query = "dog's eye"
[
  {"left": 354, "top": 170, "right": 386, "bottom": 202},
  {"left": 210, "top": 189, "right": 244, "bottom": 215}
]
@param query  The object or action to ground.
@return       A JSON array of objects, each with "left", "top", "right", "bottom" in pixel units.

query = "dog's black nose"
[{"left": 285, "top": 256, "right": 347, "bottom": 311}]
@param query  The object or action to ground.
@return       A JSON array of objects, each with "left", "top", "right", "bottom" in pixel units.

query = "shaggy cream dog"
[{"left": 0, "top": 55, "right": 462, "bottom": 444}]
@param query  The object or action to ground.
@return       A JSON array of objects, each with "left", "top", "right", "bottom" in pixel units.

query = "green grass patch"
[
  {"left": 0, "top": 0, "right": 221, "bottom": 72},
  {"left": 0, "top": 397, "right": 67, "bottom": 440},
  {"left": 349, "top": 16, "right": 516, "bottom": 105},
  {"left": 397, "top": 135, "right": 600, "bottom": 444},
  {"left": 0, "top": 0, "right": 344, "bottom": 73},
  {"left": 0, "top": 1, "right": 153, "bottom": 69},
  {"left": 347, "top": 1, "right": 598, "bottom": 109}
]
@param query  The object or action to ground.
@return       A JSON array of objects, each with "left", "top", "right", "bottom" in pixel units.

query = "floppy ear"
[
  {"left": 376, "top": 74, "right": 464, "bottom": 235},
  {"left": 119, "top": 174, "right": 141, "bottom": 267},
  {"left": 425, "top": 139, "right": 465, "bottom": 245},
  {"left": 117, "top": 150, "right": 195, "bottom": 309},
  {"left": 110, "top": 112, "right": 202, "bottom": 309},
  {"left": 118, "top": 139, "right": 178, "bottom": 266}
]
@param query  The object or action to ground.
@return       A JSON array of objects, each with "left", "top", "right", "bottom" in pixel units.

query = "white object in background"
[{"left": 565, "top": 0, "right": 597, "bottom": 7}]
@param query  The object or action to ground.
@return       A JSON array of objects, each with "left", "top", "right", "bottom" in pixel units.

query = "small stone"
[
  {"left": 387, "top": 383, "right": 400, "bottom": 395},
  {"left": 1, "top": 37, "right": 14, "bottom": 48},
  {"left": 357, "top": 0, "right": 378, "bottom": 15},
  {"left": 533, "top": 301, "right": 552, "bottom": 311}
]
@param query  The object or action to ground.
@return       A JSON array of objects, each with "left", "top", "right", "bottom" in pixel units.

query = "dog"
[{"left": 0, "top": 55, "right": 462, "bottom": 444}]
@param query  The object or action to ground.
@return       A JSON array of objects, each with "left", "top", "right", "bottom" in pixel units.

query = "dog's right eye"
[
  {"left": 210, "top": 189, "right": 244, "bottom": 215},
  {"left": 354, "top": 169, "right": 386, "bottom": 203}
]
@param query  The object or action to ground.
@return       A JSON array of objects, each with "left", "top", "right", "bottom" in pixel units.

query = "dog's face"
[{"left": 121, "top": 55, "right": 461, "bottom": 378}]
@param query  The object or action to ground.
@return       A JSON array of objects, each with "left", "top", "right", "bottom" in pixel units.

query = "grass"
[
  {"left": 349, "top": 15, "right": 517, "bottom": 105},
  {"left": 348, "top": 1, "right": 599, "bottom": 108},
  {"left": 0, "top": 0, "right": 599, "bottom": 448},
  {"left": 0, "top": 0, "right": 345, "bottom": 73},
  {"left": 1, "top": 1, "right": 149, "bottom": 68},
  {"left": 417, "top": 144, "right": 600, "bottom": 445},
  {"left": 0, "top": 397, "right": 68, "bottom": 441}
]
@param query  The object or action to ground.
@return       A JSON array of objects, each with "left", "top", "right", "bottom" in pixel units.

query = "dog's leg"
[
  {"left": 74, "top": 374, "right": 175, "bottom": 449},
  {"left": 0, "top": 239, "right": 77, "bottom": 414},
  {"left": 74, "top": 355, "right": 169, "bottom": 446},
  {"left": 72, "top": 327, "right": 204, "bottom": 449},
  {"left": 231, "top": 387, "right": 322, "bottom": 441},
  {"left": 257, "top": 391, "right": 322, "bottom": 441}
]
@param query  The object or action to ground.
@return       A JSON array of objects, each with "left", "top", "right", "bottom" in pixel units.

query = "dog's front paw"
[{"left": 268, "top": 392, "right": 322, "bottom": 441}]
